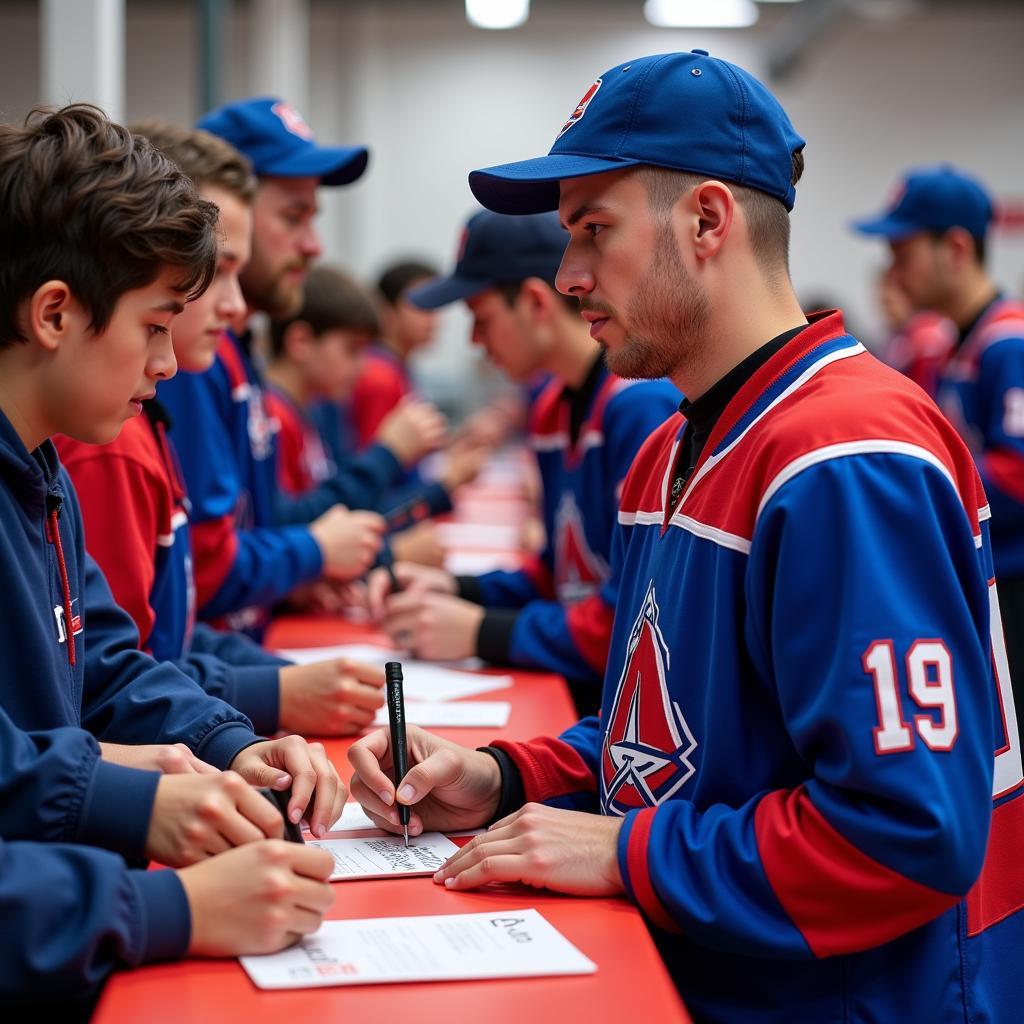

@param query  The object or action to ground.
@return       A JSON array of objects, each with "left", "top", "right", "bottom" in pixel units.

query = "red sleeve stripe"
[
  {"left": 755, "top": 787, "right": 958, "bottom": 958},
  {"left": 624, "top": 807, "right": 679, "bottom": 933},
  {"left": 189, "top": 515, "right": 239, "bottom": 608},
  {"left": 967, "top": 796, "right": 1024, "bottom": 936},
  {"left": 566, "top": 594, "right": 615, "bottom": 672},
  {"left": 520, "top": 553, "right": 556, "bottom": 599},
  {"left": 490, "top": 736, "right": 596, "bottom": 804},
  {"left": 982, "top": 449, "right": 1024, "bottom": 503}
]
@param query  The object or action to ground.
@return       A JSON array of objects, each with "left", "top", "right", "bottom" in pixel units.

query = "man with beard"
[
  {"left": 365, "top": 209, "right": 679, "bottom": 707},
  {"left": 157, "top": 99, "right": 438, "bottom": 634},
  {"left": 347, "top": 51, "right": 1024, "bottom": 1022}
]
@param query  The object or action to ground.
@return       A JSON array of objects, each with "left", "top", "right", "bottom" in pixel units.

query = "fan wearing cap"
[
  {"left": 365, "top": 209, "right": 680, "bottom": 702},
  {"left": 155, "top": 98, "right": 394, "bottom": 636},
  {"left": 854, "top": 166, "right": 1024, "bottom": 739},
  {"left": 349, "top": 51, "right": 1023, "bottom": 1022}
]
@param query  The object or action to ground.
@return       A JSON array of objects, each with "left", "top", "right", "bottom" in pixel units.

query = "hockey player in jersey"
[
  {"left": 365, "top": 209, "right": 680, "bottom": 699},
  {"left": 854, "top": 166, "right": 1024, "bottom": 741},
  {"left": 349, "top": 51, "right": 1024, "bottom": 1023}
]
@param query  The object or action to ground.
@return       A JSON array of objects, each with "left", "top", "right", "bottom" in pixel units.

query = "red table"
[{"left": 93, "top": 615, "right": 690, "bottom": 1023}]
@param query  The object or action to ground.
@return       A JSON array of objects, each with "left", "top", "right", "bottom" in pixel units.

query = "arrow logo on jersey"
[
  {"left": 554, "top": 493, "right": 609, "bottom": 604},
  {"left": 601, "top": 582, "right": 697, "bottom": 816}
]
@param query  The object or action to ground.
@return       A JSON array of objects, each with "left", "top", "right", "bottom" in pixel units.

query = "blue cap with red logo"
[
  {"left": 852, "top": 165, "right": 994, "bottom": 241},
  {"left": 197, "top": 97, "right": 368, "bottom": 186},
  {"left": 406, "top": 210, "right": 568, "bottom": 309},
  {"left": 468, "top": 49, "right": 805, "bottom": 215}
]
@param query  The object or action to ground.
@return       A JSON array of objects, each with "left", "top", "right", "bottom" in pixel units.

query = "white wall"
[{"left": 1, "top": 0, "right": 1022, "bottom": 406}]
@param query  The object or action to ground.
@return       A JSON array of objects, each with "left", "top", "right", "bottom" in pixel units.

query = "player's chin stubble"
[{"left": 609, "top": 223, "right": 710, "bottom": 382}]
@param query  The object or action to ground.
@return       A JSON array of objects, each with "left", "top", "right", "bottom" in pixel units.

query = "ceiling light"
[
  {"left": 466, "top": 0, "right": 529, "bottom": 30},
  {"left": 644, "top": 0, "right": 759, "bottom": 28}
]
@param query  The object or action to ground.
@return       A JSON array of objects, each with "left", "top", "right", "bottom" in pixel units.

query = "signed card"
[{"left": 309, "top": 833, "right": 459, "bottom": 881}]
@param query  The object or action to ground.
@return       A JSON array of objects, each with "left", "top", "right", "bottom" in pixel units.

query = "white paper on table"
[
  {"left": 308, "top": 832, "right": 458, "bottom": 881},
  {"left": 327, "top": 804, "right": 485, "bottom": 837},
  {"left": 435, "top": 522, "right": 521, "bottom": 550},
  {"left": 445, "top": 550, "right": 522, "bottom": 575},
  {"left": 275, "top": 644, "right": 512, "bottom": 701},
  {"left": 239, "top": 908, "right": 596, "bottom": 989},
  {"left": 373, "top": 700, "right": 510, "bottom": 729},
  {"left": 328, "top": 802, "right": 378, "bottom": 832}
]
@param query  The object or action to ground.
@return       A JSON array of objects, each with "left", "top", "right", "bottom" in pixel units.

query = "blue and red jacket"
[
  {"left": 469, "top": 362, "right": 680, "bottom": 684},
  {"left": 493, "top": 313, "right": 1024, "bottom": 1022},
  {"left": 156, "top": 332, "right": 323, "bottom": 632},
  {"left": 56, "top": 405, "right": 287, "bottom": 734},
  {"left": 937, "top": 295, "right": 1024, "bottom": 578}
]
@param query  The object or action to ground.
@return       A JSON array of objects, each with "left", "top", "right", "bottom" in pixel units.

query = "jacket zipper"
[{"left": 44, "top": 502, "right": 76, "bottom": 668}]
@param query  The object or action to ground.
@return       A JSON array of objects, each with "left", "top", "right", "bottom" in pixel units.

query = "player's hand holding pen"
[{"left": 348, "top": 723, "right": 501, "bottom": 837}]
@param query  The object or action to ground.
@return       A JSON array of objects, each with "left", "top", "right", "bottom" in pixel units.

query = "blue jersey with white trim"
[
  {"left": 936, "top": 295, "right": 1024, "bottom": 578},
  {"left": 476, "top": 366, "right": 680, "bottom": 680},
  {"left": 494, "top": 312, "right": 1024, "bottom": 1022}
]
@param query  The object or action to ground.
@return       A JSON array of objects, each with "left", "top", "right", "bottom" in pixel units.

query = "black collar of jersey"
[
  {"left": 668, "top": 321, "right": 810, "bottom": 510},
  {"left": 956, "top": 290, "right": 1002, "bottom": 350},
  {"left": 678, "top": 322, "right": 809, "bottom": 440},
  {"left": 562, "top": 350, "right": 607, "bottom": 446}
]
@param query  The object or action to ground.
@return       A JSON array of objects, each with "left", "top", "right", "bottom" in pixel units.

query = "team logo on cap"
[
  {"left": 554, "top": 493, "right": 609, "bottom": 603},
  {"left": 601, "top": 582, "right": 697, "bottom": 816},
  {"left": 556, "top": 78, "right": 602, "bottom": 140},
  {"left": 272, "top": 101, "right": 315, "bottom": 140}
]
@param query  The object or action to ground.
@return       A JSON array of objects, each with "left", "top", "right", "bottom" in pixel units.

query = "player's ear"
[
  {"left": 688, "top": 180, "right": 734, "bottom": 262},
  {"left": 518, "top": 278, "right": 552, "bottom": 322}
]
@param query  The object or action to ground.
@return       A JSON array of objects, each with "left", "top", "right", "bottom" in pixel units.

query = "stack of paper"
[
  {"left": 276, "top": 644, "right": 513, "bottom": 702},
  {"left": 240, "top": 908, "right": 597, "bottom": 989}
]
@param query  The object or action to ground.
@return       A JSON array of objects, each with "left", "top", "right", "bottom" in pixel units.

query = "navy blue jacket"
[
  {"left": 0, "top": 836, "right": 187, "bottom": 998},
  {"left": 0, "top": 409, "right": 260, "bottom": 856}
]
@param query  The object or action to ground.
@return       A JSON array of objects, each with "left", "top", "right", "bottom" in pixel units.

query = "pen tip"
[{"left": 404, "top": 825, "right": 409, "bottom": 848}]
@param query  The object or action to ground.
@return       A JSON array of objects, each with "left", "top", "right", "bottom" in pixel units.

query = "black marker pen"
[{"left": 385, "top": 661, "right": 410, "bottom": 848}]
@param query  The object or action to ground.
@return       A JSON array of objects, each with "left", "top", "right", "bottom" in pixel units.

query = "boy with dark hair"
[
  {"left": 347, "top": 259, "right": 440, "bottom": 448},
  {"left": 57, "top": 122, "right": 386, "bottom": 739},
  {"left": 0, "top": 103, "right": 337, "bottom": 998}
]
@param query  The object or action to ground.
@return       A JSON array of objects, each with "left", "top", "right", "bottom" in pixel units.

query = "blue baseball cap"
[
  {"left": 407, "top": 210, "right": 569, "bottom": 309},
  {"left": 197, "top": 97, "right": 368, "bottom": 186},
  {"left": 852, "top": 166, "right": 994, "bottom": 241},
  {"left": 469, "top": 49, "right": 805, "bottom": 215}
]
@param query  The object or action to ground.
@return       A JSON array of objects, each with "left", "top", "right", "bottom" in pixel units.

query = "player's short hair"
[
  {"left": 130, "top": 120, "right": 257, "bottom": 204},
  {"left": 269, "top": 264, "right": 380, "bottom": 358},
  {"left": 376, "top": 260, "right": 438, "bottom": 307},
  {"left": 493, "top": 279, "right": 579, "bottom": 315},
  {"left": 0, "top": 104, "right": 219, "bottom": 348},
  {"left": 634, "top": 149, "right": 805, "bottom": 284}
]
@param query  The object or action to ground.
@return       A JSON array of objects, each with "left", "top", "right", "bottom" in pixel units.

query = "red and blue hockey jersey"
[
  {"left": 473, "top": 363, "right": 680, "bottom": 682},
  {"left": 936, "top": 295, "right": 1024, "bottom": 578},
  {"left": 156, "top": 332, "right": 323, "bottom": 632},
  {"left": 493, "top": 313, "right": 1024, "bottom": 1022}
]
